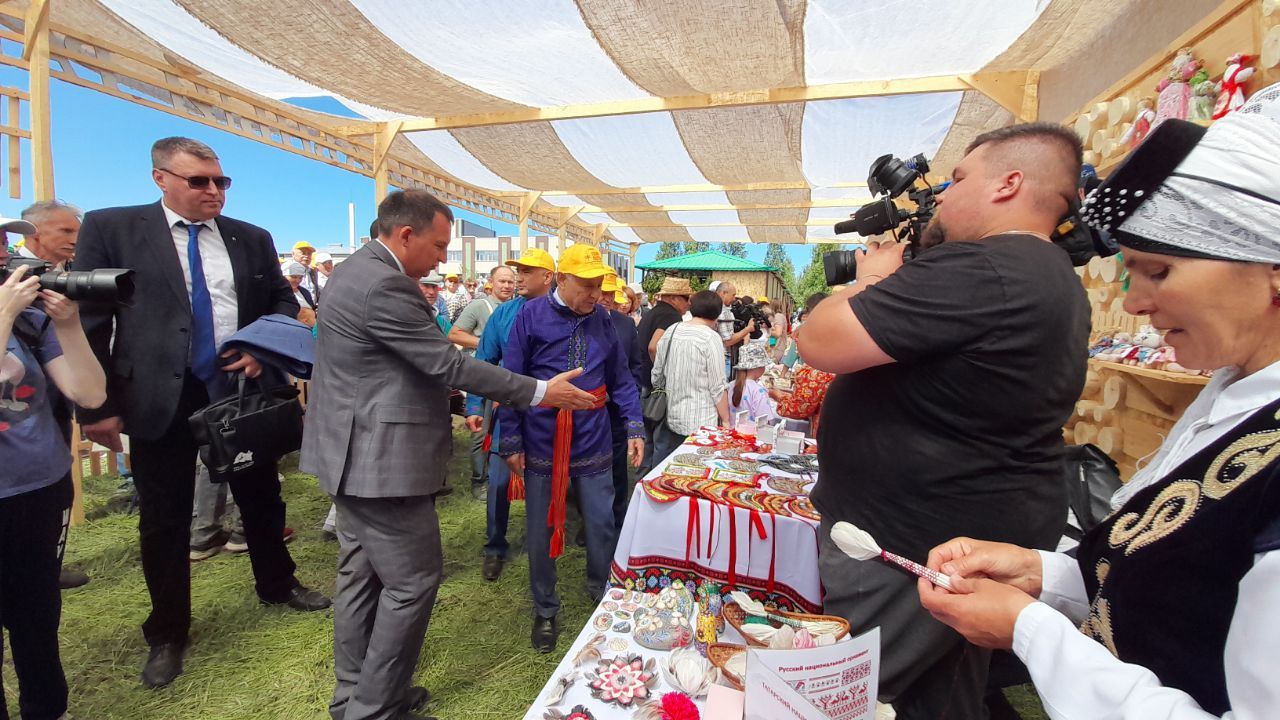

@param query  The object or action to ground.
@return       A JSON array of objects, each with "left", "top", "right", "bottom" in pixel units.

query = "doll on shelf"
[
  {"left": 1153, "top": 48, "right": 1203, "bottom": 129},
  {"left": 1122, "top": 325, "right": 1163, "bottom": 366},
  {"left": 1122, "top": 97, "right": 1157, "bottom": 148},
  {"left": 1095, "top": 331, "right": 1133, "bottom": 363},
  {"left": 1213, "top": 54, "right": 1255, "bottom": 119}
]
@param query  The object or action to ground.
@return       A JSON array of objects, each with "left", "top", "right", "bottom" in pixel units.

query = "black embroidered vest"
[{"left": 1076, "top": 398, "right": 1280, "bottom": 714}]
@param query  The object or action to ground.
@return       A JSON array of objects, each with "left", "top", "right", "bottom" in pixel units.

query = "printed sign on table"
[{"left": 744, "top": 627, "right": 880, "bottom": 720}]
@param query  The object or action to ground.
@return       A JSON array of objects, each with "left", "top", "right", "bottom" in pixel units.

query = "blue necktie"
[{"left": 183, "top": 222, "right": 220, "bottom": 389}]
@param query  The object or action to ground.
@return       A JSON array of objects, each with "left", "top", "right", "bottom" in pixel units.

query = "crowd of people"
[{"left": 3, "top": 83, "right": 1279, "bottom": 720}]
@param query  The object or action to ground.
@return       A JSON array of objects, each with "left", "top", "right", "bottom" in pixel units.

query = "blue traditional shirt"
[
  {"left": 497, "top": 290, "right": 644, "bottom": 478},
  {"left": 465, "top": 295, "right": 527, "bottom": 445}
]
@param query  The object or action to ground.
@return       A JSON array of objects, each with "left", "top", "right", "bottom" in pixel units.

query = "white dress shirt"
[
  {"left": 652, "top": 320, "right": 727, "bottom": 435},
  {"left": 161, "top": 202, "right": 238, "bottom": 355},
  {"left": 1014, "top": 360, "right": 1280, "bottom": 719}
]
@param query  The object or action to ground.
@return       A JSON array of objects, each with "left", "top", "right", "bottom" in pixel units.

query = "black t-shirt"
[
  {"left": 812, "top": 234, "right": 1090, "bottom": 561},
  {"left": 635, "top": 300, "right": 683, "bottom": 392}
]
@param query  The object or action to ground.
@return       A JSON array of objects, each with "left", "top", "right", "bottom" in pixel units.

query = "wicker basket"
[
  {"left": 722, "top": 602, "right": 851, "bottom": 648},
  {"left": 707, "top": 643, "right": 747, "bottom": 691}
]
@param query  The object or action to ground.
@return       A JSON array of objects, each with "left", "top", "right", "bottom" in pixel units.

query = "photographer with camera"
[
  {"left": 799, "top": 124, "right": 1091, "bottom": 719},
  {"left": 0, "top": 230, "right": 107, "bottom": 720},
  {"left": 711, "top": 281, "right": 755, "bottom": 379}
]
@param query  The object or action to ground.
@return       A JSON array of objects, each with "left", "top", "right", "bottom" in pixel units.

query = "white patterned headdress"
[{"left": 1082, "top": 82, "right": 1280, "bottom": 263}]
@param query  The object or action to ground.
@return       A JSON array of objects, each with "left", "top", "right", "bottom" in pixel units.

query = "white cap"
[
  {"left": 0, "top": 217, "right": 36, "bottom": 235},
  {"left": 313, "top": 252, "right": 333, "bottom": 264}
]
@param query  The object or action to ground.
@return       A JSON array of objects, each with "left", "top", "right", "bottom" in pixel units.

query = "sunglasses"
[{"left": 158, "top": 167, "right": 232, "bottom": 190}]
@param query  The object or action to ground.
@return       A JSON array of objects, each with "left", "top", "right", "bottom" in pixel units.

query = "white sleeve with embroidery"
[{"left": 1013, "top": 550, "right": 1280, "bottom": 719}]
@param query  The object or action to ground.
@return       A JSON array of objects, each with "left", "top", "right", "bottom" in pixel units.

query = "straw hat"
[
  {"left": 735, "top": 342, "right": 770, "bottom": 370},
  {"left": 657, "top": 277, "right": 694, "bottom": 296}
]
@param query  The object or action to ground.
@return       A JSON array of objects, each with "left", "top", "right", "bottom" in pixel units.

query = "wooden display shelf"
[{"left": 1088, "top": 358, "right": 1209, "bottom": 386}]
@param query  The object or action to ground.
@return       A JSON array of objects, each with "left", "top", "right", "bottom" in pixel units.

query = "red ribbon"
[
  {"left": 727, "top": 507, "right": 738, "bottom": 589},
  {"left": 548, "top": 385, "right": 607, "bottom": 559},
  {"left": 685, "top": 498, "right": 701, "bottom": 563}
]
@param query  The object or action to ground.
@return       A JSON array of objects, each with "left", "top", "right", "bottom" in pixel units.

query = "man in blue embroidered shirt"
[
  {"left": 497, "top": 244, "right": 644, "bottom": 653},
  {"left": 465, "top": 248, "right": 556, "bottom": 582}
]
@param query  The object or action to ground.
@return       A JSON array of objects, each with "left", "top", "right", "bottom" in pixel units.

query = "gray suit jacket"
[{"left": 300, "top": 241, "right": 536, "bottom": 497}]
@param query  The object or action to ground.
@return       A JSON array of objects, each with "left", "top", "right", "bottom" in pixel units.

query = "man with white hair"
[{"left": 19, "top": 200, "right": 81, "bottom": 270}]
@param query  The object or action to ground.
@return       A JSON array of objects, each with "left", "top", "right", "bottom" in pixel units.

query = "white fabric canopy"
[{"left": 61, "top": 0, "right": 1187, "bottom": 244}]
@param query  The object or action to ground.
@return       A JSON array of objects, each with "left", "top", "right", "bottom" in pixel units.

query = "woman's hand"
[
  {"left": 917, "top": 575, "right": 1036, "bottom": 650},
  {"left": 0, "top": 265, "right": 39, "bottom": 322},
  {"left": 39, "top": 289, "right": 79, "bottom": 325},
  {"left": 926, "top": 536, "right": 1045, "bottom": 597}
]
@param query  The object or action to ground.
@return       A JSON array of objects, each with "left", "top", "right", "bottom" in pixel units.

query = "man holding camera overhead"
[
  {"left": 74, "top": 137, "right": 329, "bottom": 691},
  {"left": 799, "top": 123, "right": 1091, "bottom": 719}
]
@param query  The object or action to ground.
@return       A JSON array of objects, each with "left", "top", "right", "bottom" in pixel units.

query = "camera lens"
[{"left": 39, "top": 269, "right": 135, "bottom": 304}]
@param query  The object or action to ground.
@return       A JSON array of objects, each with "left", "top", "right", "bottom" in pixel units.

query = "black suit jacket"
[{"left": 75, "top": 200, "right": 298, "bottom": 441}]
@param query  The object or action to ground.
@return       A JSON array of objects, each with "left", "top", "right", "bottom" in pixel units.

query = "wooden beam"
[
  {"left": 591, "top": 223, "right": 608, "bottom": 246},
  {"left": 609, "top": 219, "right": 856, "bottom": 228},
  {"left": 370, "top": 75, "right": 986, "bottom": 134},
  {"left": 556, "top": 205, "right": 586, "bottom": 229},
  {"left": 628, "top": 243, "right": 638, "bottom": 284},
  {"left": 1021, "top": 70, "right": 1040, "bottom": 122},
  {"left": 518, "top": 191, "right": 543, "bottom": 224},
  {"left": 373, "top": 120, "right": 402, "bottom": 203},
  {"left": 557, "top": 226, "right": 567, "bottom": 256},
  {"left": 577, "top": 198, "right": 865, "bottom": 213},
  {"left": 513, "top": 180, "right": 867, "bottom": 198},
  {"left": 25, "top": 0, "right": 52, "bottom": 200},
  {"left": 959, "top": 71, "right": 1037, "bottom": 121},
  {"left": 20, "top": 0, "right": 48, "bottom": 63}
]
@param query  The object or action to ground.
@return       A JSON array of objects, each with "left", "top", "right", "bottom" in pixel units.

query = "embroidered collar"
[{"left": 1202, "top": 360, "right": 1280, "bottom": 427}]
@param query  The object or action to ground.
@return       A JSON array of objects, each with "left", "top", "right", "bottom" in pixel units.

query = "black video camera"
[
  {"left": 826, "top": 153, "right": 944, "bottom": 285},
  {"left": 731, "top": 297, "right": 771, "bottom": 339},
  {"left": 0, "top": 257, "right": 135, "bottom": 304}
]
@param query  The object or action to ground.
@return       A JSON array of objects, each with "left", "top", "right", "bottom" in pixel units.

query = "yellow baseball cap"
[
  {"left": 757, "top": 296, "right": 769, "bottom": 303},
  {"left": 292, "top": 241, "right": 315, "bottom": 251},
  {"left": 614, "top": 290, "right": 627, "bottom": 305},
  {"left": 557, "top": 244, "right": 611, "bottom": 279},
  {"left": 601, "top": 272, "right": 620, "bottom": 293},
  {"left": 506, "top": 248, "right": 556, "bottom": 272},
  {"left": 445, "top": 272, "right": 459, "bottom": 280}
]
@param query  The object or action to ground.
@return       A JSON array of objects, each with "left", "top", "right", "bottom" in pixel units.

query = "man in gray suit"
[{"left": 301, "top": 189, "right": 594, "bottom": 720}]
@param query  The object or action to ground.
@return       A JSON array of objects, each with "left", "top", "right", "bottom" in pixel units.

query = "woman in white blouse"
[
  {"left": 651, "top": 290, "right": 730, "bottom": 460},
  {"left": 916, "top": 89, "right": 1280, "bottom": 719}
]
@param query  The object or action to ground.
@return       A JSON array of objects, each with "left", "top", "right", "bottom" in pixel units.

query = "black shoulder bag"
[
  {"left": 188, "top": 374, "right": 305, "bottom": 482},
  {"left": 643, "top": 324, "right": 678, "bottom": 424}
]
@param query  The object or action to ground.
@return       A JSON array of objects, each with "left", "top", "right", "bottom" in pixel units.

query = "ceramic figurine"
[
  {"left": 695, "top": 580, "right": 725, "bottom": 632},
  {"left": 1123, "top": 325, "right": 1164, "bottom": 366},
  {"left": 1214, "top": 54, "right": 1256, "bottom": 119},
  {"left": 1189, "top": 71, "right": 1219, "bottom": 122},
  {"left": 632, "top": 581, "right": 696, "bottom": 650}
]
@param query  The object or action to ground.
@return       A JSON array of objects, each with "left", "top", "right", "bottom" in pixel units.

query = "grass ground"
[{"left": 4, "top": 424, "right": 1048, "bottom": 719}]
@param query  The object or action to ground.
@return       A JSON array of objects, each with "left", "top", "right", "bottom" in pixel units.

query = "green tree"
[
  {"left": 763, "top": 243, "right": 796, "bottom": 294},
  {"left": 794, "top": 243, "right": 839, "bottom": 303},
  {"left": 682, "top": 240, "right": 710, "bottom": 254},
  {"left": 717, "top": 242, "right": 747, "bottom": 258},
  {"left": 642, "top": 242, "right": 685, "bottom": 294}
]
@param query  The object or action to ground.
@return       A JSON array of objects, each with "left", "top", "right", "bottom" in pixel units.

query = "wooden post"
[
  {"left": 628, "top": 242, "right": 637, "bottom": 283},
  {"left": 557, "top": 225, "right": 567, "bottom": 257},
  {"left": 6, "top": 94, "right": 21, "bottom": 199},
  {"left": 372, "top": 120, "right": 402, "bottom": 204},
  {"left": 68, "top": 422, "right": 86, "bottom": 526},
  {"left": 25, "top": 0, "right": 53, "bottom": 200},
  {"left": 518, "top": 192, "right": 541, "bottom": 253}
]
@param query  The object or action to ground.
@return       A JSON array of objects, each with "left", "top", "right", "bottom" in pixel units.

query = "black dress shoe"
[
  {"left": 59, "top": 567, "right": 90, "bottom": 589},
  {"left": 531, "top": 615, "right": 559, "bottom": 653},
  {"left": 482, "top": 555, "right": 504, "bottom": 582},
  {"left": 574, "top": 528, "right": 586, "bottom": 548},
  {"left": 403, "top": 685, "right": 431, "bottom": 712},
  {"left": 263, "top": 586, "right": 332, "bottom": 611},
  {"left": 141, "top": 642, "right": 186, "bottom": 689}
]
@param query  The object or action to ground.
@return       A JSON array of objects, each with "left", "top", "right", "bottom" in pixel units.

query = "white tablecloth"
[
  {"left": 521, "top": 591, "right": 748, "bottom": 720},
  {"left": 609, "top": 442, "right": 824, "bottom": 613}
]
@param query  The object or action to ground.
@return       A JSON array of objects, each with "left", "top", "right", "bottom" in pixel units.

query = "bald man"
[{"left": 798, "top": 123, "right": 1090, "bottom": 719}]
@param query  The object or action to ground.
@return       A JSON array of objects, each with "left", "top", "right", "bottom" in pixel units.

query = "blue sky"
[{"left": 0, "top": 66, "right": 829, "bottom": 270}]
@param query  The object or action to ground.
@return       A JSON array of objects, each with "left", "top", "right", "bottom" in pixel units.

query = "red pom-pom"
[{"left": 660, "top": 692, "right": 699, "bottom": 720}]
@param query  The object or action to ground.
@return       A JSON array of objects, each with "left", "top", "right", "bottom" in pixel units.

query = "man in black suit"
[{"left": 75, "top": 137, "right": 330, "bottom": 690}]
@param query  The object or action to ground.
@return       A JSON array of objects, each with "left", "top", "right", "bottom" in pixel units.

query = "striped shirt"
[{"left": 652, "top": 321, "right": 727, "bottom": 435}]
